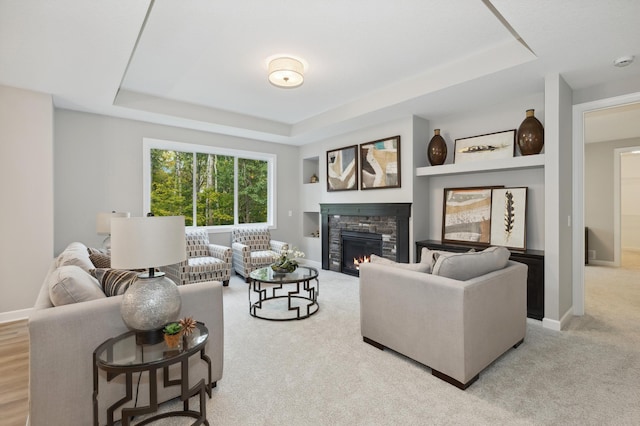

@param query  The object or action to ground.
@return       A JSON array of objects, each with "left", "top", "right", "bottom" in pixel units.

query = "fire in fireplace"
[{"left": 341, "top": 231, "right": 382, "bottom": 276}]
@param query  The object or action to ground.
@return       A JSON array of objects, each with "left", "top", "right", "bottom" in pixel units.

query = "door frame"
[{"left": 572, "top": 92, "right": 640, "bottom": 316}]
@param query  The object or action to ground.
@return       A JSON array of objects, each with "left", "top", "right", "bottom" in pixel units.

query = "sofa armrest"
[
  {"left": 28, "top": 281, "right": 224, "bottom": 426},
  {"left": 269, "top": 240, "right": 288, "bottom": 253}
]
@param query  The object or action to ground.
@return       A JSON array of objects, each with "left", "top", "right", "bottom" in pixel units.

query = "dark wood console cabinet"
[{"left": 415, "top": 240, "right": 544, "bottom": 320}]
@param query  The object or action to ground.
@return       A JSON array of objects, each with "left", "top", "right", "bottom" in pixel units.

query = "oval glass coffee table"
[{"left": 248, "top": 266, "right": 319, "bottom": 321}]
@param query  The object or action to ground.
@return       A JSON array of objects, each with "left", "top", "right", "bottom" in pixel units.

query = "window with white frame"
[{"left": 143, "top": 138, "right": 276, "bottom": 229}]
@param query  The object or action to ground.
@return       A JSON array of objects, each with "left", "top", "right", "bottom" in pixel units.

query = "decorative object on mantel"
[
  {"left": 327, "top": 145, "right": 358, "bottom": 191},
  {"left": 517, "top": 109, "right": 544, "bottom": 155},
  {"left": 271, "top": 247, "right": 305, "bottom": 273},
  {"left": 442, "top": 186, "right": 503, "bottom": 246},
  {"left": 490, "top": 187, "right": 528, "bottom": 250},
  {"left": 360, "top": 135, "right": 401, "bottom": 190},
  {"left": 310, "top": 173, "right": 318, "bottom": 183},
  {"left": 454, "top": 130, "right": 515, "bottom": 164},
  {"left": 427, "top": 129, "right": 447, "bottom": 166}
]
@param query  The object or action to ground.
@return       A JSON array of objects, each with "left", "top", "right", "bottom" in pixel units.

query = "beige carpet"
[{"left": 144, "top": 264, "right": 640, "bottom": 425}]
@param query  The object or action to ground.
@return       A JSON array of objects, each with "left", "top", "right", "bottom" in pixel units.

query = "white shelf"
[{"left": 416, "top": 154, "right": 544, "bottom": 177}]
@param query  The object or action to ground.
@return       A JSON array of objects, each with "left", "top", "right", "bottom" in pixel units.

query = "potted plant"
[{"left": 163, "top": 322, "right": 183, "bottom": 349}]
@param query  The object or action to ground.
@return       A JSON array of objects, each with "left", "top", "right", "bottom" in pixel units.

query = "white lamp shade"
[
  {"left": 268, "top": 57, "right": 304, "bottom": 88},
  {"left": 110, "top": 216, "right": 186, "bottom": 269},
  {"left": 96, "top": 211, "right": 130, "bottom": 235}
]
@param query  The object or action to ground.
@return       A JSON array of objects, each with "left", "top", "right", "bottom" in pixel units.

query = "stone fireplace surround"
[{"left": 320, "top": 203, "right": 411, "bottom": 272}]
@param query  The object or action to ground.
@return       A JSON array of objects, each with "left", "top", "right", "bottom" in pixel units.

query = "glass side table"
[{"left": 93, "top": 322, "right": 212, "bottom": 426}]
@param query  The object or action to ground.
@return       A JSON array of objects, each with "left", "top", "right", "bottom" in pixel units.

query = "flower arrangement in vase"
[{"left": 271, "top": 247, "right": 305, "bottom": 273}]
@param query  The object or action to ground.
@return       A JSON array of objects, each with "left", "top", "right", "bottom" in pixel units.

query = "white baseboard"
[
  {"left": 588, "top": 259, "right": 615, "bottom": 267},
  {"left": 0, "top": 308, "right": 32, "bottom": 324},
  {"left": 542, "top": 306, "right": 573, "bottom": 331},
  {"left": 301, "top": 259, "right": 321, "bottom": 269}
]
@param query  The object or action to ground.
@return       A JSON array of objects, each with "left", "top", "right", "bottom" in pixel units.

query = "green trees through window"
[{"left": 149, "top": 146, "right": 270, "bottom": 227}]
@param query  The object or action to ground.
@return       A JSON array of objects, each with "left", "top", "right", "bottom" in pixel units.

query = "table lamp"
[
  {"left": 110, "top": 216, "right": 186, "bottom": 344},
  {"left": 96, "top": 211, "right": 130, "bottom": 250}
]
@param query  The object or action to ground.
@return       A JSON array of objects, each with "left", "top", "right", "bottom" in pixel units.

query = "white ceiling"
[{"left": 1, "top": 0, "right": 639, "bottom": 145}]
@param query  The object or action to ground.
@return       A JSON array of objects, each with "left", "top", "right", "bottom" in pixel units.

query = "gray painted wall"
[
  {"left": 0, "top": 85, "right": 54, "bottom": 314},
  {"left": 585, "top": 137, "right": 640, "bottom": 261},
  {"left": 54, "top": 109, "right": 301, "bottom": 255}
]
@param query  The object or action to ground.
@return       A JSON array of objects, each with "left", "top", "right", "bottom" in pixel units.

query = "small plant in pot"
[{"left": 163, "top": 322, "right": 183, "bottom": 349}]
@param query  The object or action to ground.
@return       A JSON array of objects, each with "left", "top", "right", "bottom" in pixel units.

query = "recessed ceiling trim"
[{"left": 482, "top": 0, "right": 535, "bottom": 54}]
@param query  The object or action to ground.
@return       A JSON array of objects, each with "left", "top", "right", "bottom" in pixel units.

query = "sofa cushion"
[
  {"left": 48, "top": 265, "right": 106, "bottom": 306},
  {"left": 432, "top": 246, "right": 510, "bottom": 281},
  {"left": 92, "top": 268, "right": 140, "bottom": 296},
  {"left": 56, "top": 242, "right": 94, "bottom": 273},
  {"left": 370, "top": 254, "right": 432, "bottom": 273}
]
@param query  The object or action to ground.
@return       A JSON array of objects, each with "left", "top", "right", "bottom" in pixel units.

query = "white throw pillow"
[
  {"left": 55, "top": 242, "right": 94, "bottom": 273},
  {"left": 370, "top": 254, "right": 432, "bottom": 273},
  {"left": 432, "top": 246, "right": 510, "bottom": 281},
  {"left": 48, "top": 265, "right": 106, "bottom": 306}
]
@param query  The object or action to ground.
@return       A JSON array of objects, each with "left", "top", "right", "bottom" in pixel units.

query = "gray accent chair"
[
  {"left": 359, "top": 257, "right": 527, "bottom": 389},
  {"left": 231, "top": 227, "right": 288, "bottom": 282},
  {"left": 161, "top": 228, "right": 232, "bottom": 286}
]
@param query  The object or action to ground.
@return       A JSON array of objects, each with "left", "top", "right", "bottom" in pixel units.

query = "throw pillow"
[
  {"left": 56, "top": 242, "right": 94, "bottom": 273},
  {"left": 92, "top": 268, "right": 140, "bottom": 296},
  {"left": 89, "top": 252, "right": 111, "bottom": 268},
  {"left": 48, "top": 265, "right": 106, "bottom": 306},
  {"left": 432, "top": 246, "right": 510, "bottom": 281},
  {"left": 370, "top": 254, "right": 431, "bottom": 273}
]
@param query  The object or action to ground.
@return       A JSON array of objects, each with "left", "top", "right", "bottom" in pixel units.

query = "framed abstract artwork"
[
  {"left": 490, "top": 187, "right": 528, "bottom": 250},
  {"left": 454, "top": 130, "right": 516, "bottom": 164},
  {"left": 442, "top": 186, "right": 502, "bottom": 246},
  {"left": 326, "top": 145, "right": 358, "bottom": 191},
  {"left": 359, "top": 135, "right": 401, "bottom": 190}
]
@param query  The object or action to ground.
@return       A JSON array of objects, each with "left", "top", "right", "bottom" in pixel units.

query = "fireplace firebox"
[{"left": 341, "top": 231, "right": 383, "bottom": 276}]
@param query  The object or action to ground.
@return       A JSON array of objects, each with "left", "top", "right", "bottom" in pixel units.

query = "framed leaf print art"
[
  {"left": 326, "top": 145, "right": 358, "bottom": 191},
  {"left": 360, "top": 136, "right": 401, "bottom": 190},
  {"left": 490, "top": 187, "right": 527, "bottom": 250}
]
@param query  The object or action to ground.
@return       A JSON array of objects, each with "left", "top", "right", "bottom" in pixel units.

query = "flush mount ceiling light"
[
  {"left": 613, "top": 55, "right": 634, "bottom": 67},
  {"left": 268, "top": 56, "right": 305, "bottom": 88}
]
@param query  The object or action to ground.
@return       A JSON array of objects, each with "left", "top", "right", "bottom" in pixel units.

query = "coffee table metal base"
[{"left": 249, "top": 276, "right": 319, "bottom": 321}]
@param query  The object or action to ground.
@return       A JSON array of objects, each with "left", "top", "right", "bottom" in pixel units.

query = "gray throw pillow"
[
  {"left": 48, "top": 265, "right": 106, "bottom": 306},
  {"left": 432, "top": 246, "right": 510, "bottom": 280}
]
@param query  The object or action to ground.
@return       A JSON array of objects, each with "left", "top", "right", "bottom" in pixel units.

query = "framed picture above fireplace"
[
  {"left": 359, "top": 135, "right": 401, "bottom": 190},
  {"left": 442, "top": 186, "right": 502, "bottom": 246},
  {"left": 327, "top": 145, "right": 358, "bottom": 192}
]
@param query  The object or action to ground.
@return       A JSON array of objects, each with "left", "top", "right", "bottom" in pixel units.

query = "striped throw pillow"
[{"left": 91, "top": 269, "right": 139, "bottom": 296}]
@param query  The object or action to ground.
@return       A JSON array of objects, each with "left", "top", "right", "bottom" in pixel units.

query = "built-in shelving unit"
[
  {"left": 416, "top": 154, "right": 544, "bottom": 177},
  {"left": 301, "top": 156, "right": 321, "bottom": 262}
]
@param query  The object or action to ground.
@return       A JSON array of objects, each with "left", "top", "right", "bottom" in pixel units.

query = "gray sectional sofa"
[
  {"left": 359, "top": 247, "right": 527, "bottom": 389},
  {"left": 28, "top": 242, "right": 224, "bottom": 425}
]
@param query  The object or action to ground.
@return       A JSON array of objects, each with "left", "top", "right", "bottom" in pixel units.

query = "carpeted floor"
[{"left": 148, "top": 263, "right": 640, "bottom": 425}]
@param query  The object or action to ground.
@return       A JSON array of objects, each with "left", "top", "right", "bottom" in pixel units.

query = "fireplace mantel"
[{"left": 320, "top": 203, "right": 411, "bottom": 271}]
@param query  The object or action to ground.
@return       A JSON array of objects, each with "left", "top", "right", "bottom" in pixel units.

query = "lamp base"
[
  {"left": 120, "top": 275, "right": 181, "bottom": 333},
  {"left": 135, "top": 328, "right": 164, "bottom": 346}
]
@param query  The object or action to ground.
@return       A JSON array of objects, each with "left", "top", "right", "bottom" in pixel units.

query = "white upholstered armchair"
[
  {"left": 161, "top": 228, "right": 232, "bottom": 286},
  {"left": 231, "top": 227, "right": 288, "bottom": 282}
]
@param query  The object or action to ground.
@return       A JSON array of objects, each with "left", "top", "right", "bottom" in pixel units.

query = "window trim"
[{"left": 143, "top": 138, "right": 277, "bottom": 232}]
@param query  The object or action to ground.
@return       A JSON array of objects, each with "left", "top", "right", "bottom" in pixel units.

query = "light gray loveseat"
[
  {"left": 359, "top": 246, "right": 527, "bottom": 389},
  {"left": 28, "top": 243, "right": 224, "bottom": 426}
]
